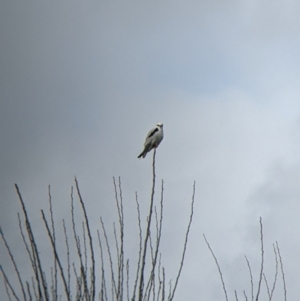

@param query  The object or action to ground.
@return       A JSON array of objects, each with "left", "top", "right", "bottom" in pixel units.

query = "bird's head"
[{"left": 156, "top": 122, "right": 163, "bottom": 128}]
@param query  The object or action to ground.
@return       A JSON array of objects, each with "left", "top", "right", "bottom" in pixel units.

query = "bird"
[{"left": 138, "top": 123, "right": 164, "bottom": 158}]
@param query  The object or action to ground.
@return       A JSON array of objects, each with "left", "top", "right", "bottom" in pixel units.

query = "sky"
[{"left": 1, "top": 0, "right": 300, "bottom": 300}]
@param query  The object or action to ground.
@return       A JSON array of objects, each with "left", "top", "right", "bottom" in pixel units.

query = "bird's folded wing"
[{"left": 147, "top": 127, "right": 158, "bottom": 138}]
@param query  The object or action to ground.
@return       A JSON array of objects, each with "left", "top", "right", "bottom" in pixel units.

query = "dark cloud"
[{"left": 1, "top": 1, "right": 300, "bottom": 300}]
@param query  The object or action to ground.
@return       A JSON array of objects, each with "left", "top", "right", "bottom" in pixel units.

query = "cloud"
[{"left": 1, "top": 0, "right": 300, "bottom": 300}]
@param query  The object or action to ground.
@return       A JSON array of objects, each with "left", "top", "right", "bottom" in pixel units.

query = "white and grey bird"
[{"left": 138, "top": 123, "right": 164, "bottom": 158}]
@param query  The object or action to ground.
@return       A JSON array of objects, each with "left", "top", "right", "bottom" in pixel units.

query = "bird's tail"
[
  {"left": 137, "top": 145, "right": 151, "bottom": 158},
  {"left": 138, "top": 150, "right": 147, "bottom": 159}
]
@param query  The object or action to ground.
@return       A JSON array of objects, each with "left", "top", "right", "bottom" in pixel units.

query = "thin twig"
[
  {"left": 1, "top": 228, "right": 27, "bottom": 301},
  {"left": 263, "top": 273, "right": 270, "bottom": 300},
  {"left": 255, "top": 217, "right": 264, "bottom": 301},
  {"left": 81, "top": 222, "right": 88, "bottom": 282},
  {"left": 269, "top": 244, "right": 279, "bottom": 300},
  {"left": 138, "top": 149, "right": 157, "bottom": 301},
  {"left": 147, "top": 180, "right": 164, "bottom": 298},
  {"left": 1, "top": 265, "right": 21, "bottom": 301},
  {"left": 62, "top": 219, "right": 71, "bottom": 297},
  {"left": 156, "top": 255, "right": 163, "bottom": 301},
  {"left": 113, "top": 222, "right": 120, "bottom": 266},
  {"left": 41, "top": 210, "right": 71, "bottom": 301},
  {"left": 26, "top": 281, "right": 33, "bottom": 301},
  {"left": 97, "top": 229, "right": 107, "bottom": 301},
  {"left": 100, "top": 217, "right": 117, "bottom": 299},
  {"left": 17, "top": 213, "right": 35, "bottom": 275},
  {"left": 162, "top": 268, "right": 165, "bottom": 301},
  {"left": 203, "top": 234, "right": 228, "bottom": 301},
  {"left": 113, "top": 177, "right": 125, "bottom": 301},
  {"left": 48, "top": 185, "right": 58, "bottom": 301},
  {"left": 15, "top": 184, "right": 49, "bottom": 301},
  {"left": 168, "top": 181, "right": 196, "bottom": 301},
  {"left": 132, "top": 192, "right": 143, "bottom": 301},
  {"left": 126, "top": 259, "right": 130, "bottom": 301},
  {"left": 71, "top": 186, "right": 89, "bottom": 300},
  {"left": 75, "top": 177, "right": 96, "bottom": 301},
  {"left": 73, "top": 263, "right": 83, "bottom": 301},
  {"left": 276, "top": 242, "right": 287, "bottom": 301},
  {"left": 245, "top": 256, "right": 254, "bottom": 301},
  {"left": 31, "top": 276, "right": 38, "bottom": 301}
]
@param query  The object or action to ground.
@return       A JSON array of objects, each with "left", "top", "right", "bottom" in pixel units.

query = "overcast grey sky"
[{"left": 1, "top": 0, "right": 300, "bottom": 300}]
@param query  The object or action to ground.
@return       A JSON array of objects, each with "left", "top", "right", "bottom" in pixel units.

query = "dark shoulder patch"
[{"left": 148, "top": 128, "right": 158, "bottom": 138}]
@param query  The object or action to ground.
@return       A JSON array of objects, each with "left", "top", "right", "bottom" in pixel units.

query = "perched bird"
[{"left": 138, "top": 123, "right": 164, "bottom": 158}]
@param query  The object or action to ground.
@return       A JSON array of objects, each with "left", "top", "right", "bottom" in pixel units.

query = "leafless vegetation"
[
  {"left": 1, "top": 150, "right": 195, "bottom": 301},
  {"left": 204, "top": 217, "right": 287, "bottom": 301}
]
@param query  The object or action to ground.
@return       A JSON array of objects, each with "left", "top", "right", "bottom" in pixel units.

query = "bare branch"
[
  {"left": 82, "top": 222, "right": 88, "bottom": 280},
  {"left": 31, "top": 276, "right": 38, "bottom": 301},
  {"left": 243, "top": 290, "right": 248, "bottom": 301},
  {"left": 15, "top": 184, "right": 49, "bottom": 301},
  {"left": 263, "top": 273, "right": 270, "bottom": 300},
  {"left": 245, "top": 256, "right": 254, "bottom": 301},
  {"left": 276, "top": 242, "right": 287, "bottom": 301},
  {"left": 26, "top": 281, "right": 32, "bottom": 301},
  {"left": 1, "top": 228, "right": 27, "bottom": 301},
  {"left": 168, "top": 181, "right": 195, "bottom": 301},
  {"left": 97, "top": 229, "right": 108, "bottom": 301},
  {"left": 100, "top": 217, "right": 117, "bottom": 300},
  {"left": 71, "top": 186, "right": 89, "bottom": 300},
  {"left": 113, "top": 176, "right": 125, "bottom": 301},
  {"left": 144, "top": 180, "right": 164, "bottom": 301},
  {"left": 1, "top": 265, "right": 21, "bottom": 301},
  {"left": 132, "top": 192, "right": 143, "bottom": 301},
  {"left": 255, "top": 217, "right": 264, "bottom": 301},
  {"left": 203, "top": 234, "right": 228, "bottom": 301},
  {"left": 17, "top": 213, "right": 35, "bottom": 276},
  {"left": 126, "top": 259, "right": 130, "bottom": 301},
  {"left": 41, "top": 210, "right": 70, "bottom": 301},
  {"left": 48, "top": 185, "right": 58, "bottom": 301},
  {"left": 138, "top": 149, "right": 157, "bottom": 301},
  {"left": 63, "top": 219, "right": 71, "bottom": 297},
  {"left": 269, "top": 244, "right": 279, "bottom": 300},
  {"left": 75, "top": 177, "right": 96, "bottom": 301}
]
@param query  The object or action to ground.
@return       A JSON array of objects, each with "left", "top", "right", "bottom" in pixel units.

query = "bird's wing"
[
  {"left": 144, "top": 127, "right": 158, "bottom": 147},
  {"left": 146, "top": 127, "right": 158, "bottom": 139}
]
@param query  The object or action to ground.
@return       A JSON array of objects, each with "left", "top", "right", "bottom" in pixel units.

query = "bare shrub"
[{"left": 1, "top": 150, "right": 195, "bottom": 301}]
